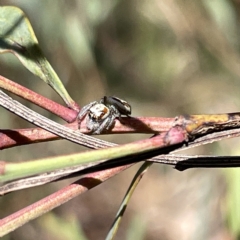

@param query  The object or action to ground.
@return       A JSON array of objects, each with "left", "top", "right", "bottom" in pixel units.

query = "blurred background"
[{"left": 1, "top": 0, "right": 240, "bottom": 239}]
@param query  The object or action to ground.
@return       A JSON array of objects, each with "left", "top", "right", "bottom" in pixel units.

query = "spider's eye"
[{"left": 89, "top": 104, "right": 110, "bottom": 121}]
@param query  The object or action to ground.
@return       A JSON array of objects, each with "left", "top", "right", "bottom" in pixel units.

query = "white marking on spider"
[{"left": 78, "top": 96, "right": 131, "bottom": 134}]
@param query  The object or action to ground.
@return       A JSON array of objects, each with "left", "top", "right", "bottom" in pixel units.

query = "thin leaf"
[
  {"left": 105, "top": 162, "right": 152, "bottom": 240},
  {"left": 0, "top": 6, "right": 76, "bottom": 109}
]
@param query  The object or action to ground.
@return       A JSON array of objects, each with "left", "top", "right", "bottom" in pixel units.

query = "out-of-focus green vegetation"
[{"left": 1, "top": 0, "right": 240, "bottom": 239}]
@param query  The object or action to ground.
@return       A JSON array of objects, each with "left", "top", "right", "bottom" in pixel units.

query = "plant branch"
[
  {"left": 2, "top": 126, "right": 240, "bottom": 194},
  {"left": 0, "top": 89, "right": 116, "bottom": 149},
  {"left": 0, "top": 158, "right": 131, "bottom": 236},
  {"left": 0, "top": 127, "right": 187, "bottom": 183},
  {"left": 0, "top": 117, "right": 174, "bottom": 150},
  {"left": 0, "top": 126, "right": 186, "bottom": 235},
  {"left": 0, "top": 75, "right": 78, "bottom": 122}
]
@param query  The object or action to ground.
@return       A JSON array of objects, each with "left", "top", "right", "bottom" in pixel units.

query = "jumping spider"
[{"left": 78, "top": 96, "right": 131, "bottom": 134}]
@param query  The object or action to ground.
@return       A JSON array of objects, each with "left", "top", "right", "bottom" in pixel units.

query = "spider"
[{"left": 78, "top": 96, "right": 131, "bottom": 134}]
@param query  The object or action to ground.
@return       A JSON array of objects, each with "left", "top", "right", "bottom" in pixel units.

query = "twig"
[{"left": 0, "top": 75, "right": 78, "bottom": 122}]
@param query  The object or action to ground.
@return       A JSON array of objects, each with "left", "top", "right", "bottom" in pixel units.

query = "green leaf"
[
  {"left": 0, "top": 6, "right": 76, "bottom": 109},
  {"left": 105, "top": 162, "right": 151, "bottom": 240}
]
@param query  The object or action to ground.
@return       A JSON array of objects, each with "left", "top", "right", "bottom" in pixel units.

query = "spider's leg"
[
  {"left": 77, "top": 101, "right": 97, "bottom": 129},
  {"left": 93, "top": 118, "right": 109, "bottom": 134},
  {"left": 110, "top": 105, "right": 122, "bottom": 121},
  {"left": 78, "top": 101, "right": 98, "bottom": 119},
  {"left": 94, "top": 114, "right": 116, "bottom": 134}
]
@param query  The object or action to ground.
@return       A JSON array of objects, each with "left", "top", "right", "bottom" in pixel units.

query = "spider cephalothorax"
[{"left": 78, "top": 96, "right": 131, "bottom": 134}]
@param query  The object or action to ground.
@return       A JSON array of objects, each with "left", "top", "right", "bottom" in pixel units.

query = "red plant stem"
[
  {"left": 0, "top": 165, "right": 131, "bottom": 236},
  {"left": 0, "top": 75, "right": 78, "bottom": 122},
  {"left": 0, "top": 117, "right": 175, "bottom": 149},
  {"left": 0, "top": 127, "right": 186, "bottom": 235}
]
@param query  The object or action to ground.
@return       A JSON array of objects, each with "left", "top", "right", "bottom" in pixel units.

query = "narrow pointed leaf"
[
  {"left": 0, "top": 6, "right": 76, "bottom": 109},
  {"left": 106, "top": 162, "right": 152, "bottom": 240}
]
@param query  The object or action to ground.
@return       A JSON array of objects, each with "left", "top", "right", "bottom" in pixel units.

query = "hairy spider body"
[
  {"left": 100, "top": 96, "right": 131, "bottom": 116},
  {"left": 78, "top": 96, "right": 131, "bottom": 134}
]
